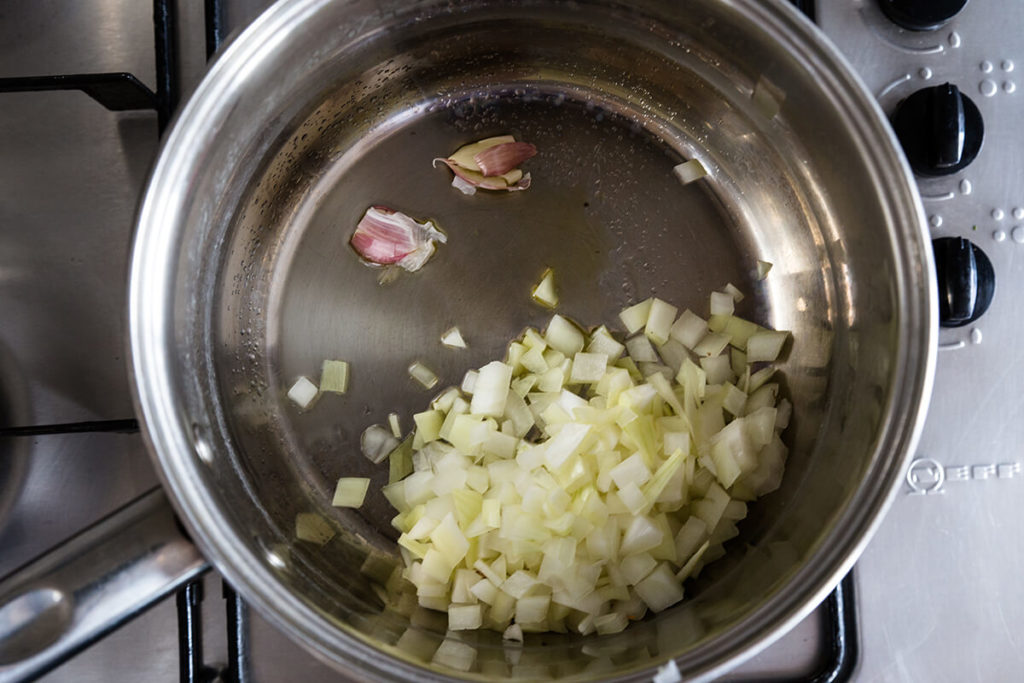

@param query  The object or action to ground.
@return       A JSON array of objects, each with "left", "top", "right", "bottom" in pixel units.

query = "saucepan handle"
[{"left": 0, "top": 487, "right": 208, "bottom": 681}]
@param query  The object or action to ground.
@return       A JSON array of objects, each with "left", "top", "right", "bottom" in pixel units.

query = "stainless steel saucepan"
[{"left": 0, "top": 0, "right": 935, "bottom": 680}]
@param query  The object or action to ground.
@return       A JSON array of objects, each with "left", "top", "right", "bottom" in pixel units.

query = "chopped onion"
[
  {"left": 634, "top": 563, "right": 684, "bottom": 612},
  {"left": 350, "top": 206, "right": 446, "bottom": 272},
  {"left": 619, "top": 298, "right": 653, "bottom": 335},
  {"left": 654, "top": 659, "right": 683, "bottom": 683},
  {"left": 625, "top": 335, "right": 659, "bottom": 363},
  {"left": 594, "top": 612, "right": 629, "bottom": 635},
  {"left": 319, "top": 360, "right": 350, "bottom": 394},
  {"left": 545, "top": 314, "right": 584, "bottom": 356},
  {"left": 388, "top": 412, "right": 402, "bottom": 438},
  {"left": 409, "top": 361, "right": 439, "bottom": 389},
  {"left": 362, "top": 424, "right": 400, "bottom": 464},
  {"left": 692, "top": 332, "right": 731, "bottom": 358},
  {"left": 332, "top": 477, "right": 370, "bottom": 508},
  {"left": 569, "top": 352, "right": 608, "bottom": 383},
  {"left": 372, "top": 290, "right": 791, "bottom": 638},
  {"left": 673, "top": 159, "right": 707, "bottom": 185},
  {"left": 700, "top": 354, "right": 733, "bottom": 385},
  {"left": 709, "top": 291, "right": 735, "bottom": 316},
  {"left": 460, "top": 369, "right": 479, "bottom": 395},
  {"left": 531, "top": 268, "right": 558, "bottom": 309},
  {"left": 441, "top": 327, "right": 467, "bottom": 349},
  {"left": 757, "top": 260, "right": 774, "bottom": 280},
  {"left": 725, "top": 283, "right": 745, "bottom": 302},
  {"left": 586, "top": 325, "right": 625, "bottom": 362},
  {"left": 286, "top": 376, "right": 319, "bottom": 409},
  {"left": 448, "top": 604, "right": 483, "bottom": 630},
  {"left": 746, "top": 330, "right": 789, "bottom": 362},
  {"left": 645, "top": 298, "right": 678, "bottom": 345},
  {"left": 669, "top": 310, "right": 708, "bottom": 350},
  {"left": 470, "top": 361, "right": 513, "bottom": 417}
]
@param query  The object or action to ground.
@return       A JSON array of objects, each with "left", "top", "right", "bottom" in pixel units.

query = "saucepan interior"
[{"left": 131, "top": 0, "right": 932, "bottom": 679}]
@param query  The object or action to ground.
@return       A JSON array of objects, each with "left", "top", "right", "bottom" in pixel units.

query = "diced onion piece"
[
  {"left": 286, "top": 376, "right": 319, "bottom": 409},
  {"left": 471, "top": 578, "right": 499, "bottom": 605},
  {"left": 721, "top": 384, "right": 747, "bottom": 417},
  {"left": 746, "top": 330, "right": 789, "bottom": 362},
  {"left": 634, "top": 563, "right": 684, "bottom": 612},
  {"left": 610, "top": 453, "right": 652, "bottom": 490},
  {"left": 757, "top": 260, "right": 774, "bottom": 280},
  {"left": 620, "top": 516, "right": 663, "bottom": 556},
  {"left": 675, "top": 540, "right": 710, "bottom": 582},
  {"left": 620, "top": 553, "right": 658, "bottom": 585},
  {"left": 748, "top": 366, "right": 776, "bottom": 393},
  {"left": 409, "top": 361, "right": 439, "bottom": 389},
  {"left": 320, "top": 360, "right": 350, "bottom": 394},
  {"left": 388, "top": 412, "right": 402, "bottom": 438},
  {"left": 720, "top": 316, "right": 762, "bottom": 351},
  {"left": 460, "top": 369, "right": 479, "bottom": 395},
  {"left": 625, "top": 335, "right": 659, "bottom": 363},
  {"left": 413, "top": 410, "right": 444, "bottom": 443},
  {"left": 645, "top": 298, "right": 678, "bottom": 345},
  {"left": 709, "top": 291, "right": 735, "bottom": 316},
  {"left": 389, "top": 437, "right": 414, "bottom": 483},
  {"left": 654, "top": 659, "right": 683, "bottom": 683},
  {"left": 333, "top": 477, "right": 370, "bottom": 508},
  {"left": 570, "top": 352, "right": 608, "bottom": 383},
  {"left": 515, "top": 594, "right": 551, "bottom": 624},
  {"left": 724, "top": 283, "right": 745, "bottom": 302},
  {"left": 594, "top": 612, "right": 629, "bottom": 635},
  {"left": 362, "top": 424, "right": 400, "bottom": 464},
  {"left": 619, "top": 298, "right": 653, "bottom": 335},
  {"left": 587, "top": 325, "right": 625, "bottom": 362},
  {"left": 441, "top": 327, "right": 467, "bottom": 349},
  {"left": 295, "top": 512, "right": 335, "bottom": 545},
  {"left": 657, "top": 339, "right": 688, "bottom": 373},
  {"left": 531, "top": 268, "right": 558, "bottom": 309},
  {"left": 669, "top": 310, "right": 708, "bottom": 349},
  {"left": 448, "top": 604, "right": 483, "bottom": 630},
  {"left": 700, "top": 355, "right": 733, "bottom": 385},
  {"left": 692, "top": 332, "right": 731, "bottom": 358},
  {"left": 545, "top": 314, "right": 585, "bottom": 356},
  {"left": 470, "top": 361, "right": 513, "bottom": 417},
  {"left": 673, "top": 159, "right": 707, "bottom": 185}
]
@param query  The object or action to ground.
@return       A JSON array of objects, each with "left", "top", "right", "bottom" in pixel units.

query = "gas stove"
[{"left": 1, "top": 1, "right": 1021, "bottom": 681}]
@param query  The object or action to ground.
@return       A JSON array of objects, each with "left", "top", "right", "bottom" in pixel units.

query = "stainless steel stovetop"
[{"left": 1, "top": 1, "right": 1021, "bottom": 681}]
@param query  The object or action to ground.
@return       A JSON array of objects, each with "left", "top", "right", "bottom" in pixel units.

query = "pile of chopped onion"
[{"left": 381, "top": 290, "right": 791, "bottom": 637}]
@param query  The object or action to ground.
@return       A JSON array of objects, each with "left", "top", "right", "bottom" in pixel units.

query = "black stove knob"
[
  {"left": 933, "top": 237, "right": 995, "bottom": 327},
  {"left": 891, "top": 83, "right": 983, "bottom": 177},
  {"left": 878, "top": 0, "right": 969, "bottom": 31}
]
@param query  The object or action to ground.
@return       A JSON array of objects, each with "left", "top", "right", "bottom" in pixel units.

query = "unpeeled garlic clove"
[
  {"left": 350, "top": 206, "right": 446, "bottom": 272},
  {"left": 473, "top": 142, "right": 537, "bottom": 177}
]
